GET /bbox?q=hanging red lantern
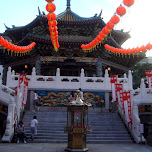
[95,38,99,44]
[116,6,126,16]
[123,0,134,7]
[47,12,56,20]
[140,45,146,52]
[102,27,110,35]
[50,12,56,20]
[48,20,57,27]
[106,21,114,29]
[97,35,103,41]
[45,0,54,2]
[99,32,106,38]
[110,15,120,24]
[46,3,56,12]
[0,36,4,44]
[146,43,152,50]
[49,26,57,32]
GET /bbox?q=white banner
[124,100,131,123]
[112,83,116,102]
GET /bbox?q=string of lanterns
[45,0,60,52]
[81,0,134,52]
[0,36,36,56]
[104,43,152,55]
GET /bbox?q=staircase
[22,107,133,143]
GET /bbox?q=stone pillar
[29,90,34,111]
[105,92,109,110]
[35,57,41,75]
[2,66,7,85]
[96,57,102,77]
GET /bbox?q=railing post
[140,78,146,104]
[128,70,133,91]
[2,96,15,142]
[56,68,60,88]
[80,68,85,89]
[31,67,36,87]
[6,67,12,86]
[123,73,128,91]
[104,69,110,90]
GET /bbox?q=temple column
[35,57,41,75]
[2,66,8,85]
[105,92,110,110]
[96,57,102,77]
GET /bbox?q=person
[33,91,39,111]
[70,91,75,102]
[79,88,84,101]
[17,121,27,143]
[29,116,38,140]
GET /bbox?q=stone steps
[21,107,132,143]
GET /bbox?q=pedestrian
[70,91,75,102]
[33,91,39,111]
[17,121,27,143]
[29,116,38,140]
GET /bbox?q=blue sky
[0,0,152,56]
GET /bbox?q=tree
[132,63,152,89]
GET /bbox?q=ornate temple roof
[0,0,144,70]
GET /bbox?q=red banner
[123,91,132,124]
[110,76,117,83]
[115,83,123,108]
[145,71,152,88]
[18,74,26,88]
[22,77,28,106]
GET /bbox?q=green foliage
[132,63,152,89]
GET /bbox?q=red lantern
[45,0,54,2]
[106,21,114,29]
[49,26,57,32]
[102,27,110,35]
[81,45,85,49]
[50,12,56,20]
[116,6,126,16]
[110,15,120,24]
[47,12,56,20]
[140,45,146,52]
[46,3,56,12]
[99,32,106,38]
[123,0,134,7]
[146,43,152,50]
[95,38,99,44]
[0,36,4,44]
[48,20,57,26]
[97,35,103,41]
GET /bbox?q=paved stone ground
[0,143,152,152]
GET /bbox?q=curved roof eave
[4,15,41,33]
[57,9,101,21]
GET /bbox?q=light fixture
[25,65,28,69]
[107,67,111,71]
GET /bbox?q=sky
[0,0,152,56]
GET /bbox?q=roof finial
[66,0,71,10]
[99,9,102,17]
[38,7,42,16]
[4,23,9,30]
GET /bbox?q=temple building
[0,0,144,84]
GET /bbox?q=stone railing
[118,100,146,144]
[118,78,150,144]
[0,84,15,105]
[1,83,25,143]
[133,78,152,105]
[6,67,133,91]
